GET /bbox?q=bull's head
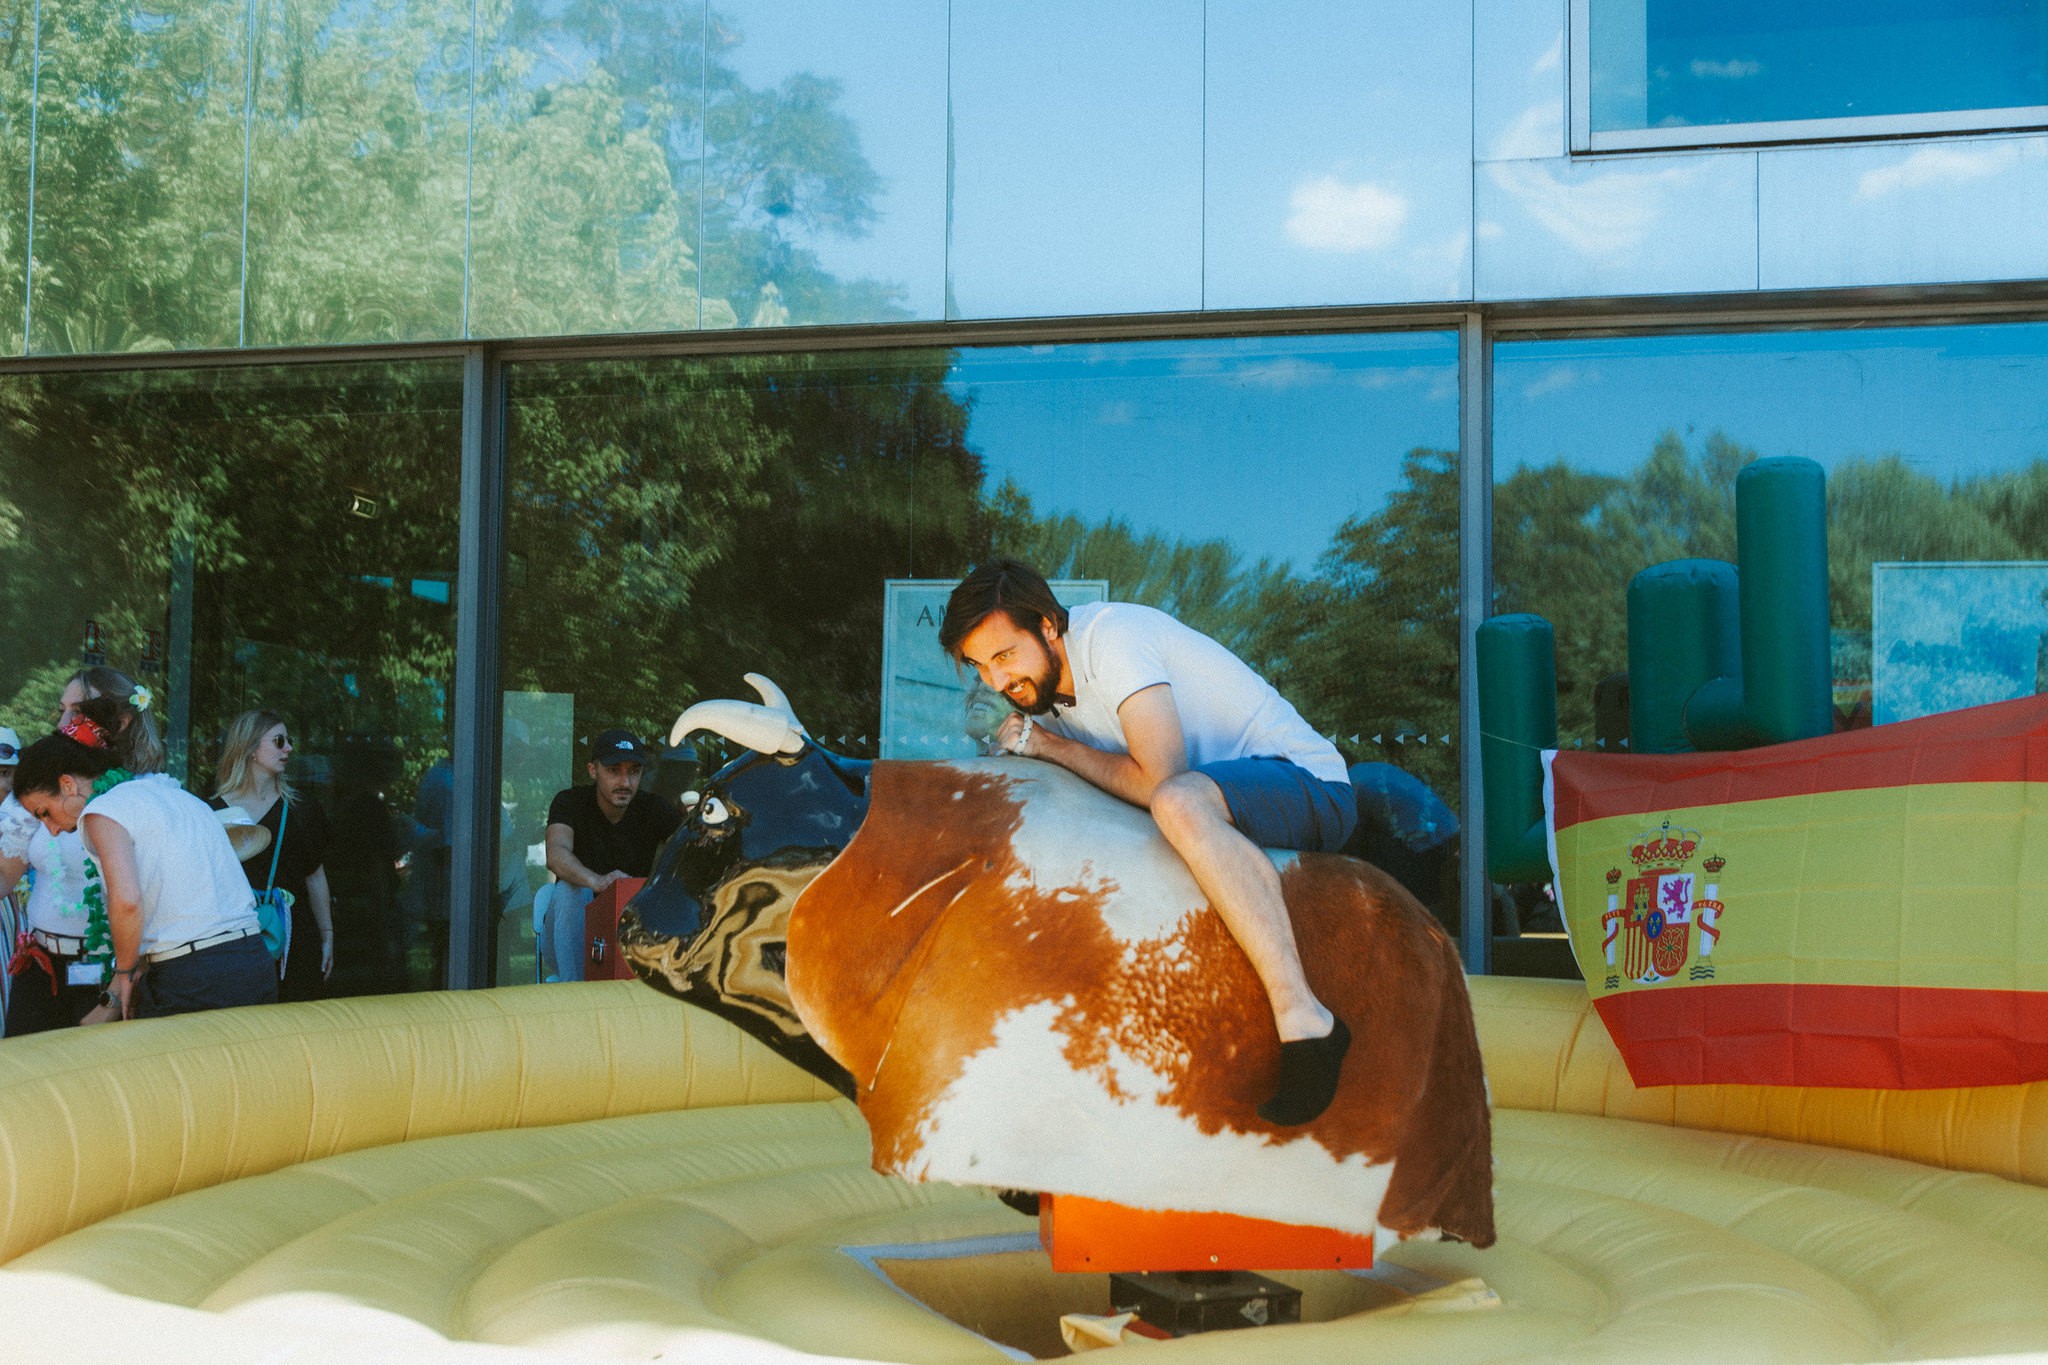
[619,674,868,1096]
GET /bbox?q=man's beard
[1006,648,1065,716]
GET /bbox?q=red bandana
[60,715,107,749]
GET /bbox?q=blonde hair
[214,709,296,803]
[71,666,165,775]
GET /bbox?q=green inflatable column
[1476,614,1556,884]
[1687,456,1832,749]
[1627,559,1740,754]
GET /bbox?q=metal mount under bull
[617,673,1495,1336]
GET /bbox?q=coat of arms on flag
[1599,824,1726,988]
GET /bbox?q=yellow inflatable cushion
[5,977,2048,1362]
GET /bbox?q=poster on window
[880,579,1108,760]
[1871,561,2048,725]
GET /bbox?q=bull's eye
[699,796,730,826]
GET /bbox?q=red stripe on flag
[1592,983,2048,1089]
[1551,693,2048,829]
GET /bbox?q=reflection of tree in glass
[1495,428,2048,745]
[25,0,900,351]
[502,350,980,758]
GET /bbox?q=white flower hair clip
[130,685,153,713]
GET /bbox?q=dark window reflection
[498,333,1462,982]
[0,361,462,995]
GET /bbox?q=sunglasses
[0,746,17,762]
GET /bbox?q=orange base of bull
[1038,1193,1374,1273]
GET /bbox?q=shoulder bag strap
[265,799,288,894]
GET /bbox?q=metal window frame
[1567,0,2048,155]
[11,285,2048,979]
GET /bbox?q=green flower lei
[75,767,135,978]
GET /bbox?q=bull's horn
[670,698,805,755]
[743,673,808,735]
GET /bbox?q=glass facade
[491,332,1463,982]
[0,360,464,995]
[1487,320,2048,974]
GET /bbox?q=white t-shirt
[1039,601,1348,785]
[83,775,258,952]
[1,795,91,938]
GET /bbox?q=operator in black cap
[539,729,683,983]
[544,729,682,897]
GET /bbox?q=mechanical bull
[619,674,1495,1250]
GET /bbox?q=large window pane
[1490,321,2048,972]
[1590,0,2048,137]
[468,0,702,338]
[1205,0,1472,309]
[244,0,468,346]
[0,360,463,996]
[947,0,1203,319]
[700,0,946,328]
[27,0,248,354]
[496,332,1461,984]
[0,0,29,355]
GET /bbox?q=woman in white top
[2,668,171,1033]
[14,699,272,1021]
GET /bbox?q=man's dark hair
[939,557,1070,661]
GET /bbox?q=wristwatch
[96,988,116,1009]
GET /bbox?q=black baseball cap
[589,729,654,768]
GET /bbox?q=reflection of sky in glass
[950,333,1460,573]
[715,0,946,318]
[1600,0,2048,130]
[1496,324,2048,479]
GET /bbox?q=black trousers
[134,933,279,1018]
[4,948,102,1037]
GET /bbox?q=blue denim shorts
[1198,757,1358,853]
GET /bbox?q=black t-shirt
[208,793,331,907]
[546,786,681,879]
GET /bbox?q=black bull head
[620,709,870,1098]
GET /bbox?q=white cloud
[1231,357,1336,390]
[1690,58,1760,79]
[1487,158,1712,258]
[1856,142,2030,200]
[1096,400,1135,426]
[1285,176,1410,253]
[1520,364,1586,400]
[1534,33,1563,75]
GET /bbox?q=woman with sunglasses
[13,698,273,1021]
[211,710,334,1001]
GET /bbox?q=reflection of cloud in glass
[1520,363,1587,400]
[1097,400,1136,425]
[1232,357,1337,390]
[1488,104,1563,162]
[1487,158,1717,258]
[1690,58,1761,80]
[1284,176,1409,252]
[1534,32,1562,75]
[1856,141,2037,200]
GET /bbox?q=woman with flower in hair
[211,710,334,1001]
[13,697,273,1021]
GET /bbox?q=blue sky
[947,332,1460,575]
[1495,323,2048,484]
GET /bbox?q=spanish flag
[1544,694,2048,1090]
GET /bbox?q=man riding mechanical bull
[616,560,1494,1249]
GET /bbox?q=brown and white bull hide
[785,758,1496,1249]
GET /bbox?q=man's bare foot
[1257,1017,1351,1126]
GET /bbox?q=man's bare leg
[1150,771,1350,1124]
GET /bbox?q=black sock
[1257,1017,1351,1127]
